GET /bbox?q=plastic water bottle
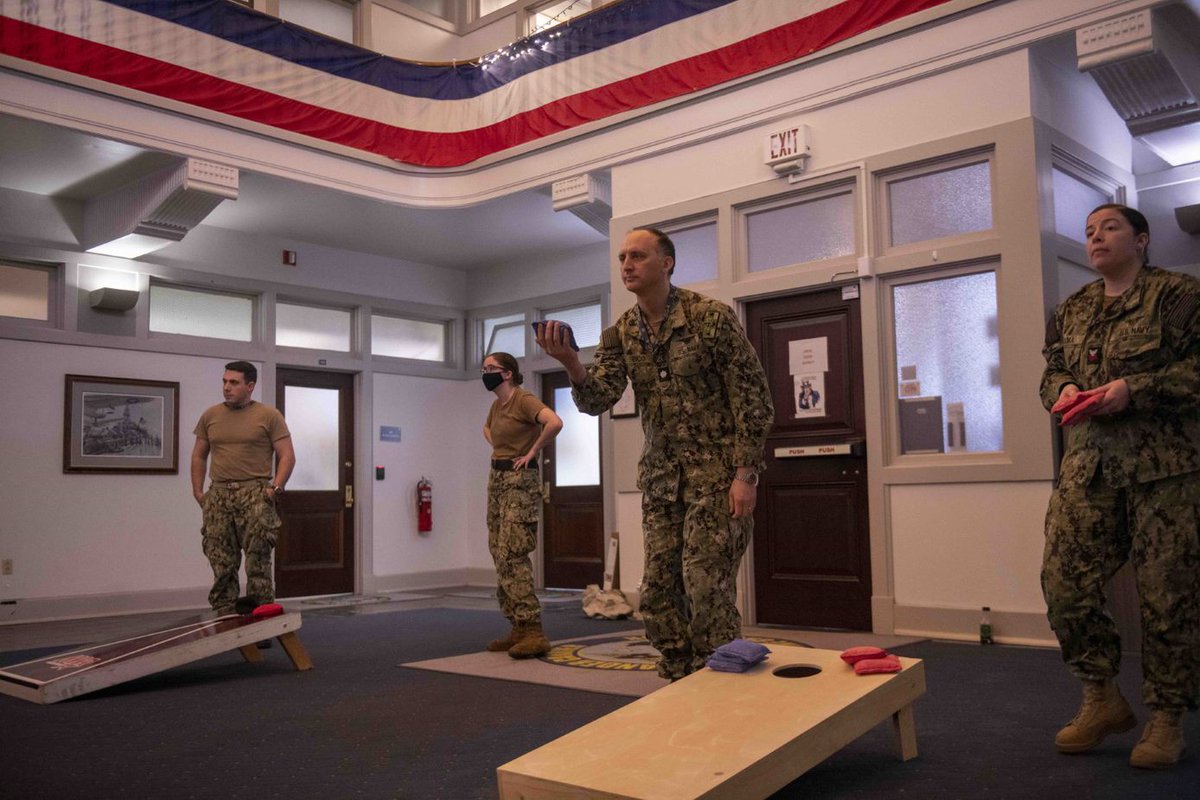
[980,606,994,645]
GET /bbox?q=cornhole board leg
[277,631,313,671]
[238,631,311,671]
[892,703,918,761]
[0,612,305,704]
[497,644,925,800]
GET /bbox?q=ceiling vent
[82,158,239,258]
[1077,6,1200,165]
[551,173,612,236]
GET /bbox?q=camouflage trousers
[487,468,542,627]
[641,485,753,680]
[201,480,280,612]
[1042,470,1200,710]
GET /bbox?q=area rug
[401,627,924,697]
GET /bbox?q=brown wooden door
[746,286,871,629]
[274,369,355,597]
[540,370,605,588]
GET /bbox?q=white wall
[890,482,1052,614]
[466,241,609,308]
[0,339,231,610]
[611,52,1034,215]
[371,4,514,62]
[370,373,494,579]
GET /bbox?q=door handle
[344,484,354,508]
[542,482,550,502]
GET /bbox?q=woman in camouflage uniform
[1041,204,1200,769]
[481,352,563,659]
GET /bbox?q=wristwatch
[270,484,284,494]
[734,471,759,487]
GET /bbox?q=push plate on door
[775,443,853,458]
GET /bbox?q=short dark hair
[484,352,523,385]
[1089,203,1150,265]
[633,227,676,275]
[225,360,257,384]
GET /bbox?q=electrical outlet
[1,559,11,575]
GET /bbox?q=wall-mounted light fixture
[88,287,141,311]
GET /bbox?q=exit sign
[764,123,811,176]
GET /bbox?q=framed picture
[64,375,180,473]
[610,379,637,419]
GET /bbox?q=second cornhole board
[497,644,924,800]
[0,611,309,704]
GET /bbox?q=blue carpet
[1,609,1196,799]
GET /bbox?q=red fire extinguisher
[417,477,432,533]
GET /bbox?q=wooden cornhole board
[497,644,924,800]
[0,611,310,704]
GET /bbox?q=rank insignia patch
[1087,347,1100,364]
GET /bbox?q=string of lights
[476,0,601,70]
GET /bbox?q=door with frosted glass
[746,288,871,629]
[540,371,604,589]
[275,369,355,597]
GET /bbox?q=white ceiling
[0,113,606,270]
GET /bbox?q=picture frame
[610,379,637,419]
[64,375,180,473]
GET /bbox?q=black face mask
[482,372,505,391]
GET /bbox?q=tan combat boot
[1129,709,1185,769]
[486,626,521,652]
[507,623,551,659]
[1055,679,1136,753]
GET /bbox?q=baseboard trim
[0,586,210,627]
[369,567,496,595]
[892,603,1057,647]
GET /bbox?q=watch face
[740,472,759,486]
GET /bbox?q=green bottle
[980,606,994,645]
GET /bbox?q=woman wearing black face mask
[480,351,563,658]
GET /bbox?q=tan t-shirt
[194,401,290,481]
[485,387,547,460]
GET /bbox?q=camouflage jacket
[572,287,774,502]
[1041,266,1200,487]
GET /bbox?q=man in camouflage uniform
[1041,204,1200,769]
[537,228,774,680]
[191,361,295,614]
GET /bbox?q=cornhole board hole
[497,644,924,800]
[0,611,310,704]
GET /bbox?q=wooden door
[274,369,355,597]
[746,286,872,629]
[540,371,605,589]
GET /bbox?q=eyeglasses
[480,366,506,374]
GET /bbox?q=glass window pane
[554,386,599,486]
[531,0,593,33]
[479,0,512,15]
[892,271,1001,453]
[372,314,446,361]
[889,161,992,246]
[0,263,50,321]
[488,322,525,357]
[747,191,855,272]
[542,303,601,349]
[150,286,253,342]
[276,303,352,352]
[283,386,339,491]
[279,0,354,43]
[1053,168,1111,243]
[669,222,718,286]
[484,313,524,357]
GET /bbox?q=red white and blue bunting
[0,0,955,167]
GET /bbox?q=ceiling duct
[1077,6,1200,165]
[551,173,612,236]
[82,158,239,257]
